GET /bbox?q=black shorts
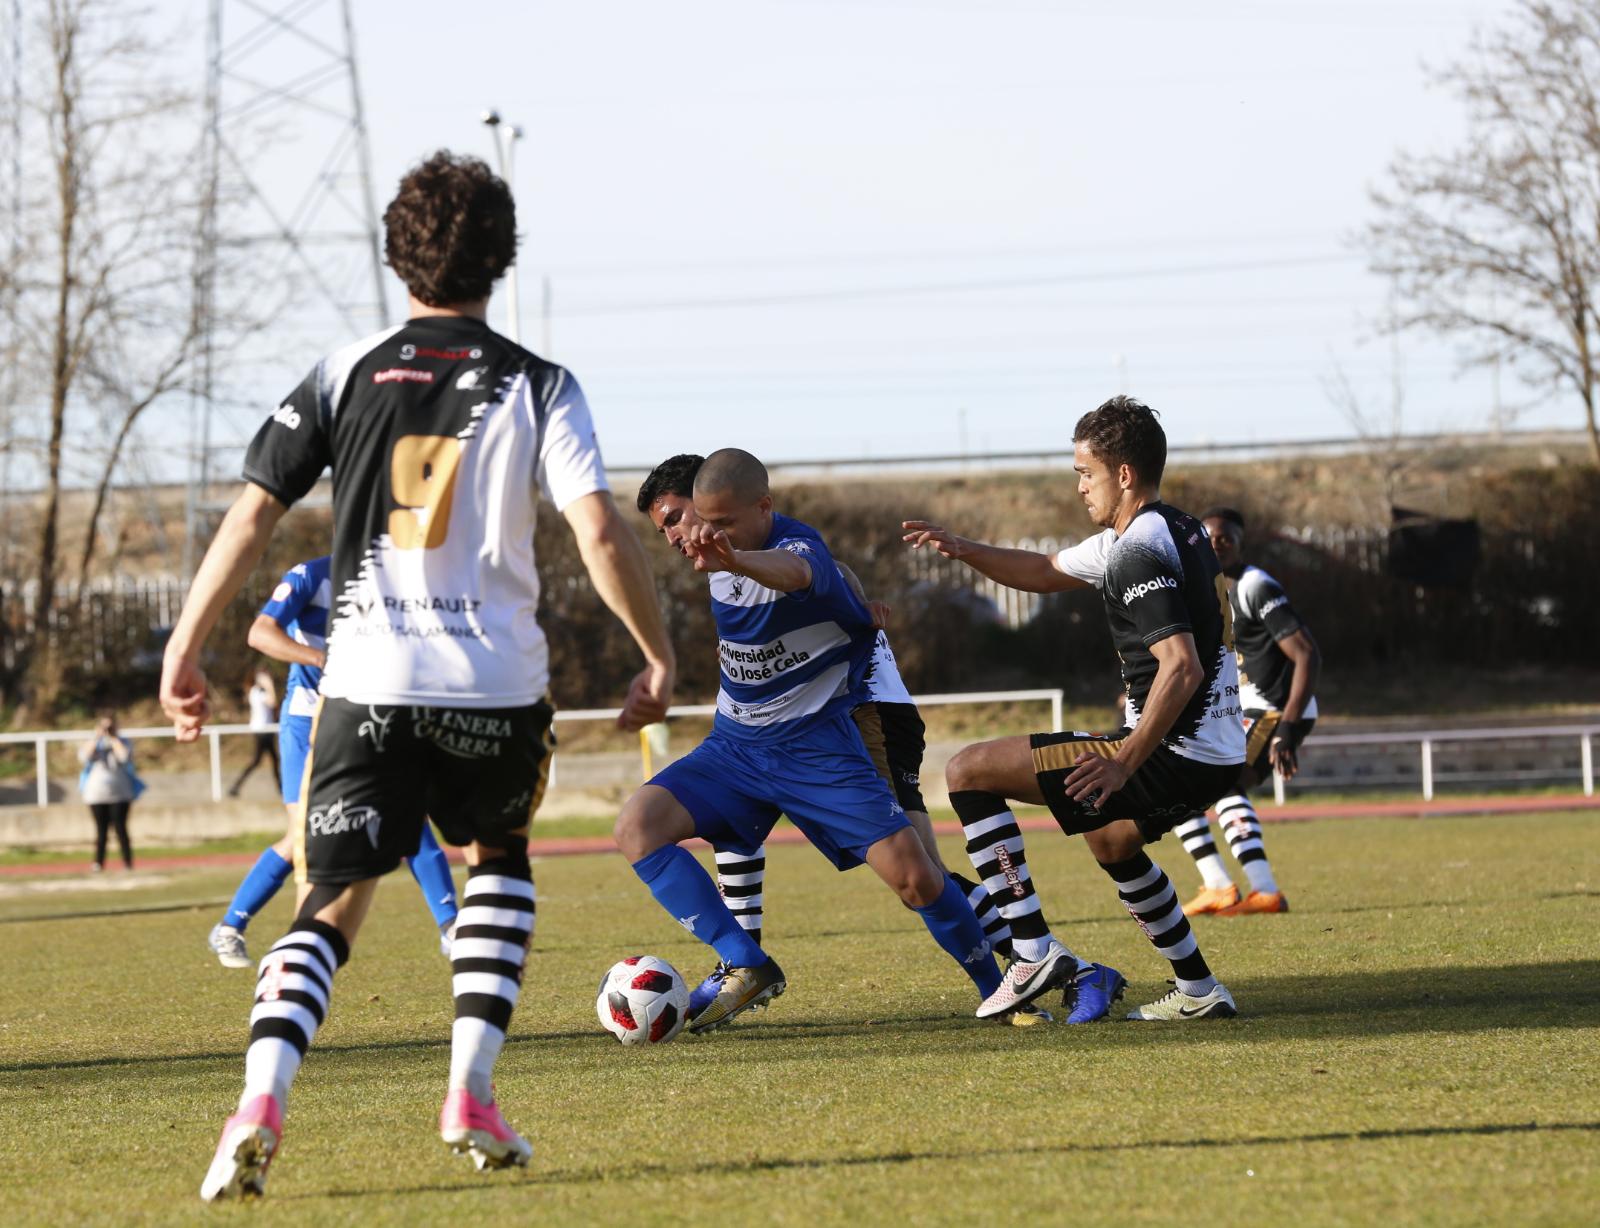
[295,697,556,885]
[1243,709,1316,779]
[1029,729,1241,844]
[851,700,928,814]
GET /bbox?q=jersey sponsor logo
[372,367,434,385]
[271,403,302,430]
[381,594,483,615]
[412,708,512,759]
[308,798,383,848]
[1122,576,1179,603]
[455,365,490,391]
[779,540,814,556]
[357,706,394,753]
[1258,595,1289,616]
[398,343,482,361]
[271,581,292,603]
[719,635,814,683]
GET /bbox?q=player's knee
[470,844,531,881]
[1084,823,1143,865]
[944,745,984,793]
[294,881,352,925]
[614,792,672,862]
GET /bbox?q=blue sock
[406,823,459,929]
[916,874,1004,998]
[222,847,292,931]
[631,845,768,968]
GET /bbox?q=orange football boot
[1181,884,1240,916]
[1215,890,1289,916]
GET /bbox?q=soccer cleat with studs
[1062,961,1126,1023]
[440,1088,532,1171]
[975,941,1076,1019]
[208,923,252,969]
[199,1094,281,1202]
[1214,890,1289,916]
[1181,883,1241,916]
[687,957,786,1034]
[1126,981,1238,1021]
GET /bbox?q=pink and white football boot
[199,1093,282,1202]
[439,1087,532,1170]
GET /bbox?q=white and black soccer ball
[596,955,690,1046]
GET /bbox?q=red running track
[2,792,1594,879]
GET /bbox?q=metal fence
[0,689,1068,807]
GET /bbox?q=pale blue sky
[169,0,1535,475]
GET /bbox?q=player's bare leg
[440,830,536,1170]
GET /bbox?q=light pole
[481,109,523,344]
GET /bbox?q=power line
[545,252,1359,319]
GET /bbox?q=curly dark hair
[1073,395,1166,487]
[383,151,516,307]
[634,453,705,515]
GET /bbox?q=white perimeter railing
[5,700,1596,808]
[0,689,1068,808]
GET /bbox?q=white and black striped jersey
[861,631,914,705]
[241,315,609,708]
[1231,565,1317,717]
[1055,503,1244,766]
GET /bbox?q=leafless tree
[2,0,215,713]
[1366,0,1600,465]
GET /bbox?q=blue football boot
[1063,961,1126,1023]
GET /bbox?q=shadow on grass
[289,1118,1600,1201]
[6,959,1597,1076]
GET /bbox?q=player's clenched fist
[160,654,212,743]
[901,520,974,561]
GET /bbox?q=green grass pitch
[1,810,1597,1226]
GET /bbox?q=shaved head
[693,448,769,504]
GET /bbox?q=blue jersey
[259,556,331,719]
[709,513,875,743]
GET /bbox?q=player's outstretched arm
[562,490,676,730]
[246,615,325,670]
[901,520,1088,593]
[684,522,813,592]
[160,483,288,741]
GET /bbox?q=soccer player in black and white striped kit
[1175,506,1322,916]
[160,152,674,1200]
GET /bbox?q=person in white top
[228,670,280,798]
[162,151,674,1200]
[78,711,137,871]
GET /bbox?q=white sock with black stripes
[449,860,536,1104]
[949,791,1080,967]
[714,846,766,949]
[1173,815,1235,890]
[1102,853,1217,996]
[1216,795,1280,895]
[241,918,349,1110]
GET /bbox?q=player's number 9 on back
[389,434,463,549]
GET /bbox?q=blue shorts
[650,710,909,870]
[279,715,313,805]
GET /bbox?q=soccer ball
[596,955,690,1045]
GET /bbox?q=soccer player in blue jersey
[207,556,460,968]
[614,448,1005,1032]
